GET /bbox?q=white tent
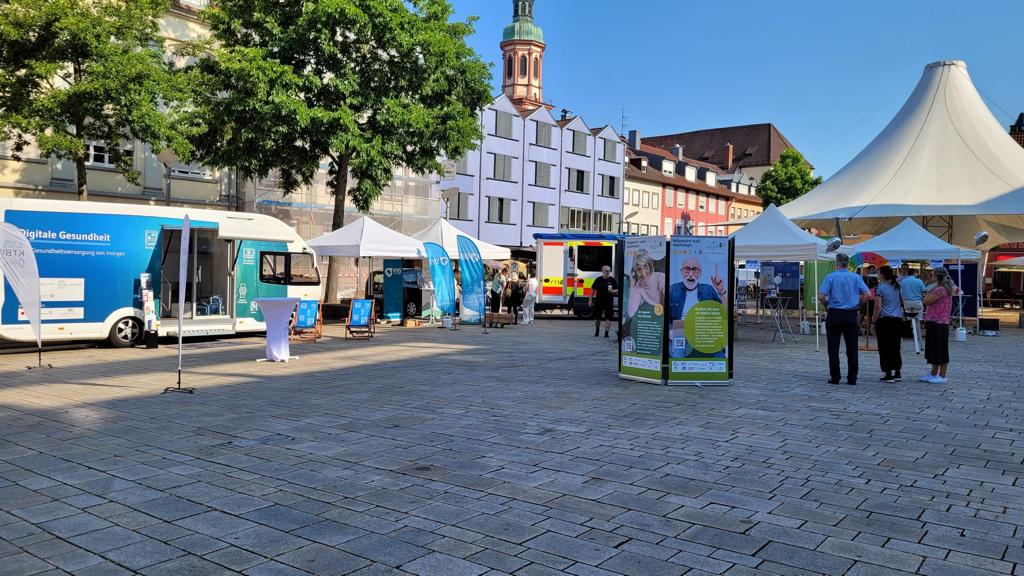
[840,218,981,261]
[308,216,425,258]
[412,219,511,260]
[782,60,1024,250]
[731,204,830,261]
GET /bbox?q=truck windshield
[260,251,321,285]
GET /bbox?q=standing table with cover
[254,297,301,361]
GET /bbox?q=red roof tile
[643,123,807,172]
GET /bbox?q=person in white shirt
[523,271,538,324]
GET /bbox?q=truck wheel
[109,317,142,348]
[574,301,594,319]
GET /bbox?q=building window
[697,223,706,236]
[506,55,513,79]
[652,192,659,207]
[571,130,587,155]
[445,190,471,220]
[488,197,513,224]
[560,207,591,231]
[534,56,540,78]
[698,193,707,212]
[707,195,716,214]
[665,189,673,208]
[717,198,726,216]
[717,225,726,236]
[664,218,673,234]
[533,161,552,188]
[495,110,515,139]
[519,54,527,77]
[531,202,551,227]
[678,191,687,209]
[641,191,650,208]
[730,207,736,219]
[685,166,697,182]
[170,162,214,179]
[599,175,618,198]
[652,224,659,235]
[594,211,620,233]
[566,168,589,193]
[492,153,514,182]
[535,122,553,147]
[456,154,471,175]
[632,189,640,205]
[602,139,617,162]
[662,161,674,176]
[86,142,131,168]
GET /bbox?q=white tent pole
[957,248,963,329]
[814,260,820,352]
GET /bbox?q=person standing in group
[900,267,925,319]
[490,266,507,314]
[522,271,538,324]
[589,265,618,338]
[507,274,525,324]
[873,266,904,382]
[818,253,871,385]
[921,267,955,384]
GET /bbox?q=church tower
[501,0,546,111]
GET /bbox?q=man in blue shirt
[899,267,925,318]
[819,253,870,385]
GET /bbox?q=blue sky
[448,0,1024,178]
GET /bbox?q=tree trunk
[74,152,88,201]
[324,154,351,304]
[234,168,248,212]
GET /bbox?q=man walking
[818,253,870,385]
[589,265,618,338]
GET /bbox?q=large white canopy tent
[730,204,834,350]
[781,60,1024,251]
[840,218,981,261]
[412,218,511,260]
[307,216,425,258]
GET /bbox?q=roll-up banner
[619,236,667,383]
[382,259,404,322]
[667,235,733,384]
[456,236,485,324]
[423,242,455,315]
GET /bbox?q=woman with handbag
[872,266,903,382]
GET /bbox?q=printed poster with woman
[667,236,732,383]
[619,236,667,383]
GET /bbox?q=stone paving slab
[1,319,1023,575]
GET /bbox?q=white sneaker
[929,376,948,384]
[919,374,935,382]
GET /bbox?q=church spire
[501,0,546,110]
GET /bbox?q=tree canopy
[187,0,492,214]
[0,0,196,200]
[757,148,823,208]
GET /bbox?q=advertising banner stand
[164,215,195,394]
[0,222,49,369]
[618,236,734,386]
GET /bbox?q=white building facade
[440,0,623,250]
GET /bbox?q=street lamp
[156,148,179,207]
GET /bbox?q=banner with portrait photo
[667,236,733,384]
[618,236,667,383]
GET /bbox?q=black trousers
[875,316,903,375]
[826,308,859,382]
[490,293,502,313]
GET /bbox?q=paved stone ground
[1,316,1023,576]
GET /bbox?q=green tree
[0,0,196,201]
[187,0,492,301]
[757,148,823,208]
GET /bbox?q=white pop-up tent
[308,216,425,258]
[731,204,829,261]
[781,60,1024,250]
[840,218,981,261]
[730,204,834,351]
[412,219,511,260]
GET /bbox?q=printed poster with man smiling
[667,236,733,384]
